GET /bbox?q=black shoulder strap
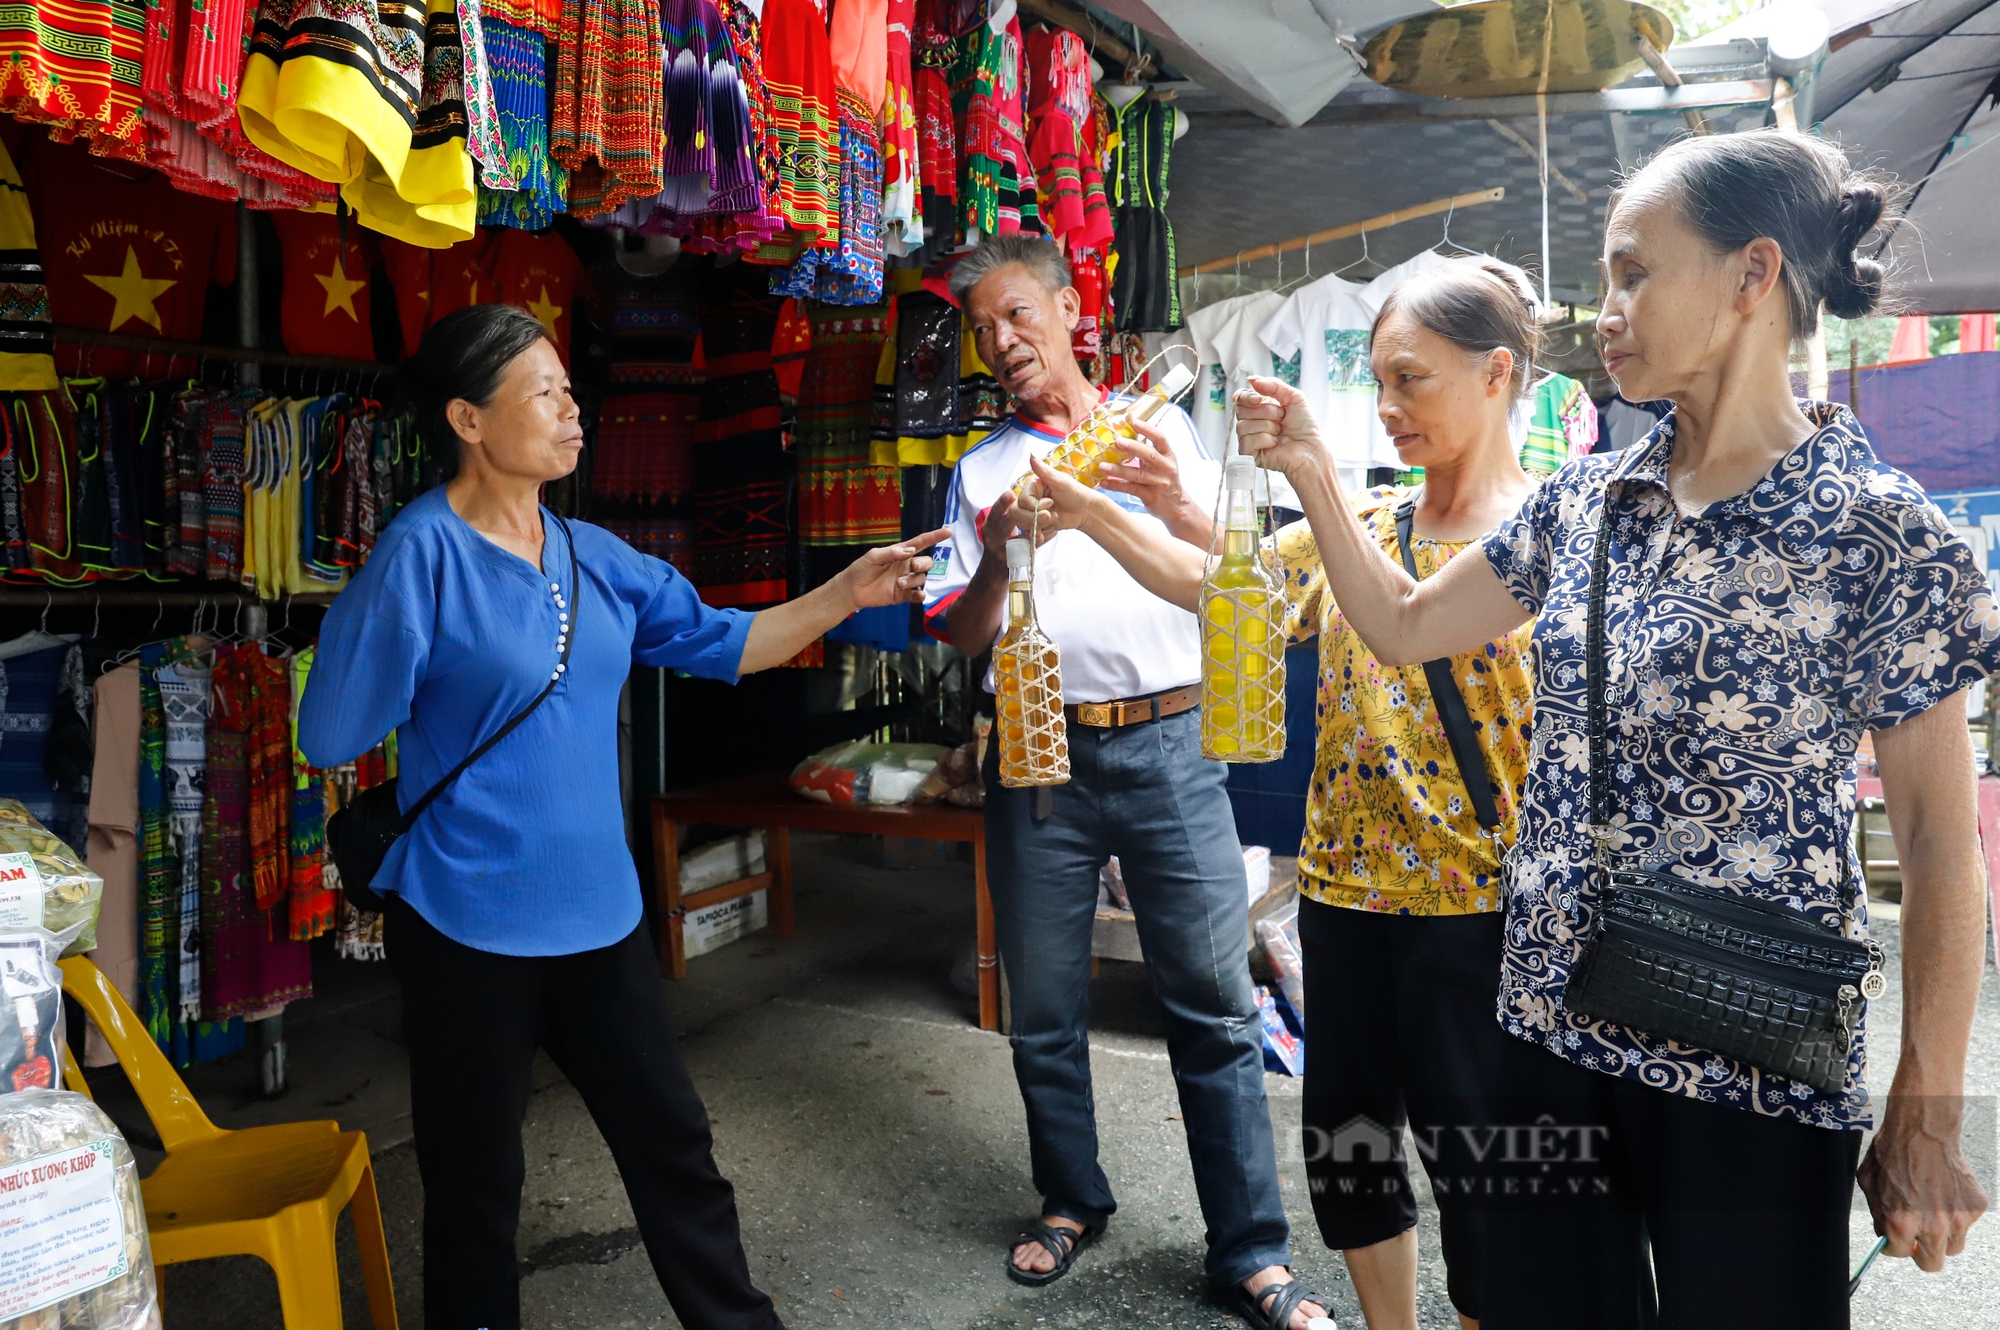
[1585,491,1616,833]
[1394,495,1501,829]
[401,513,580,828]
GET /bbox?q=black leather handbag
[1561,493,1884,1094]
[326,515,578,913]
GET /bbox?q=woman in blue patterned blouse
[1234,130,1991,1325]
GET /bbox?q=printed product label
[0,1140,129,1317]
[0,853,43,930]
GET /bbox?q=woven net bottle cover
[995,534,1071,788]
[1200,454,1287,762]
[1010,361,1198,502]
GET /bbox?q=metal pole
[237,204,259,391]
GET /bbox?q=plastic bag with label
[0,1088,162,1328]
[0,799,104,957]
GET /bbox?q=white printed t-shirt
[922,397,1221,703]
[1258,249,1472,474]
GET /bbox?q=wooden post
[767,826,795,939]
[974,825,999,1032]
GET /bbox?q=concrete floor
[81,833,2000,1329]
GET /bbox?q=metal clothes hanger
[1334,225,1385,278]
[1271,235,1315,296]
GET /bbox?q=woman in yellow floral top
[1027,260,1544,1330]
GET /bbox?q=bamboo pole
[1176,187,1506,277]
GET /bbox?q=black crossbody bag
[1562,493,1885,1093]
[1393,495,1501,829]
[326,514,579,913]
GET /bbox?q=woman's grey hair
[946,234,1073,304]
[1615,128,1891,341]
[399,303,553,480]
[1372,260,1545,400]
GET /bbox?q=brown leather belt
[1065,684,1199,728]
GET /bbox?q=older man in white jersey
[922,234,1329,1330]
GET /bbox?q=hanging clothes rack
[1177,187,1506,277]
[52,325,392,379]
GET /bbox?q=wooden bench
[649,772,998,1030]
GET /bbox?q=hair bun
[1824,179,1889,319]
[1824,255,1885,320]
[1835,179,1887,250]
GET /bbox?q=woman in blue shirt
[1234,131,1992,1324]
[301,304,943,1330]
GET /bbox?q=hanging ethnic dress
[1109,94,1180,332]
[952,12,1034,241]
[0,137,56,391]
[772,0,885,303]
[796,301,896,588]
[476,19,568,229]
[0,0,147,163]
[137,643,171,1047]
[680,0,785,254]
[880,0,920,255]
[288,648,334,939]
[551,0,665,218]
[239,0,426,216]
[156,654,211,1023]
[692,260,789,607]
[910,0,958,257]
[756,0,840,258]
[204,645,312,1023]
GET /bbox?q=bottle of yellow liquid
[1201,456,1287,762]
[994,537,1070,788]
[1013,362,1198,502]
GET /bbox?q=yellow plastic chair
[59,956,400,1329]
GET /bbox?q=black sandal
[1004,1218,1100,1287]
[1212,1273,1331,1329]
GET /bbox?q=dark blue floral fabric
[1482,401,2000,1129]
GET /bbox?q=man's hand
[837,528,950,610]
[1859,1094,1988,1272]
[1236,375,1335,484]
[1100,417,1199,528]
[1025,454,1107,536]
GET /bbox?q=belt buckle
[1078,703,1111,727]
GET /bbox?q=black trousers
[1473,1026,1864,1330]
[387,896,783,1330]
[1298,901,1515,1319]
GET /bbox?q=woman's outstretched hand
[839,528,951,610]
[1236,375,1334,483]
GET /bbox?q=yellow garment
[244,397,318,598]
[239,0,475,248]
[1269,491,1536,915]
[0,137,57,390]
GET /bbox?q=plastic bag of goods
[0,1088,162,1328]
[0,800,103,957]
[1256,985,1304,1076]
[1256,910,1305,1027]
[0,927,66,1095]
[790,742,947,805]
[914,740,982,805]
